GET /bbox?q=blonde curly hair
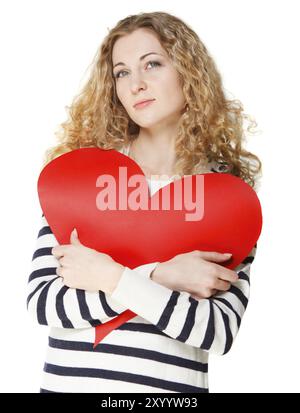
[43,11,262,190]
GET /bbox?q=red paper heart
[37,148,262,348]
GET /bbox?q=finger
[199,251,232,262]
[58,257,66,266]
[52,245,69,258]
[214,279,231,292]
[56,265,62,277]
[218,267,239,283]
[70,228,82,245]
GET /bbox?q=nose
[130,74,147,94]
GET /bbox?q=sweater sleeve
[26,213,159,329]
[111,244,257,355]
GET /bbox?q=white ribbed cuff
[110,266,173,324]
[133,262,159,279]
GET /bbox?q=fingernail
[73,228,77,236]
[224,253,232,257]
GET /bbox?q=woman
[27,11,261,393]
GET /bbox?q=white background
[0,0,299,393]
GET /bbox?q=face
[112,28,186,129]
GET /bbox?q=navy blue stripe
[201,300,215,350]
[49,337,208,372]
[29,267,57,283]
[40,388,61,393]
[36,278,58,325]
[118,322,169,337]
[76,289,101,327]
[156,291,180,330]
[238,270,250,284]
[213,302,233,355]
[43,363,208,393]
[56,285,74,328]
[213,297,241,328]
[242,256,254,264]
[32,247,53,261]
[228,285,248,309]
[176,298,198,342]
[98,290,121,317]
[38,225,52,237]
[27,281,48,308]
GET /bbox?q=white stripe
[44,345,208,389]
[49,323,209,361]
[40,371,177,393]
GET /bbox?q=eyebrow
[113,52,163,69]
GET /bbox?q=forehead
[112,28,165,62]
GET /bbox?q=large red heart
[37,148,262,348]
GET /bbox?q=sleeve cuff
[110,266,174,324]
[133,262,159,279]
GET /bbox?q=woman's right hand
[151,250,239,299]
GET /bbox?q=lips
[134,99,155,108]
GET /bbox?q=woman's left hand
[51,228,125,294]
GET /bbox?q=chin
[133,119,160,128]
[135,115,172,129]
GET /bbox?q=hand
[152,250,238,299]
[51,228,125,293]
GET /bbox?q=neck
[128,134,177,178]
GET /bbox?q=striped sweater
[26,146,257,393]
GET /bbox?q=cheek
[161,77,185,104]
[114,82,122,99]
[116,86,130,108]
[159,71,182,94]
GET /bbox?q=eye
[114,60,161,79]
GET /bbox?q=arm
[111,244,257,355]
[26,213,159,329]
